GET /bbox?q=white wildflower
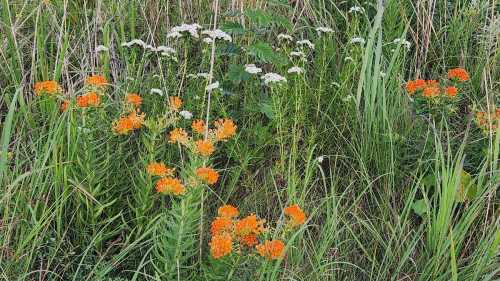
[290,51,306,57]
[344,56,354,62]
[287,66,304,74]
[277,34,293,41]
[95,45,109,53]
[380,71,386,78]
[168,23,203,39]
[206,81,220,92]
[342,95,354,102]
[179,110,193,119]
[350,37,366,44]
[296,39,315,49]
[244,64,262,74]
[202,37,213,44]
[261,73,287,85]
[202,29,232,42]
[349,6,365,14]
[197,73,211,79]
[316,27,334,34]
[316,155,325,163]
[156,46,176,54]
[393,38,411,49]
[121,39,147,48]
[150,88,164,96]
[166,31,183,39]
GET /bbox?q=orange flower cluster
[448,68,469,82]
[85,75,108,87]
[112,111,145,134]
[76,92,101,108]
[405,79,427,95]
[196,167,219,185]
[283,204,306,227]
[169,96,183,111]
[256,240,285,260]
[126,93,142,107]
[146,162,174,177]
[209,205,267,259]
[195,140,215,157]
[214,119,237,141]
[169,128,189,144]
[475,108,500,132]
[60,100,69,112]
[192,120,206,134]
[34,80,61,96]
[155,177,185,195]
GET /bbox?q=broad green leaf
[226,64,251,85]
[412,199,428,217]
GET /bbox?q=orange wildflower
[34,80,61,96]
[210,234,233,259]
[211,217,233,236]
[284,204,306,227]
[126,93,142,107]
[112,116,134,135]
[234,214,265,237]
[196,167,219,185]
[195,140,215,157]
[256,240,285,260]
[192,119,206,134]
[60,100,69,112]
[426,80,439,87]
[168,128,189,144]
[239,234,258,247]
[128,111,145,129]
[423,87,440,98]
[445,86,458,98]
[155,177,185,195]
[85,75,108,87]
[218,204,239,219]
[405,79,426,94]
[214,119,237,141]
[146,162,173,177]
[447,68,469,82]
[76,92,101,107]
[169,96,182,111]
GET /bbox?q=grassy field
[0,0,499,280]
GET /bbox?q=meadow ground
[0,0,499,280]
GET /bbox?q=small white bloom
[277,34,293,41]
[155,46,176,54]
[296,39,315,49]
[350,37,366,44]
[380,71,386,78]
[393,38,411,49]
[287,66,304,74]
[95,45,109,53]
[316,155,325,163]
[244,64,262,74]
[167,31,183,39]
[197,73,211,79]
[349,6,365,13]
[206,81,220,92]
[342,95,354,102]
[202,37,213,44]
[202,29,232,42]
[121,39,147,48]
[316,27,334,34]
[261,73,287,85]
[194,95,201,100]
[150,88,164,96]
[344,56,354,62]
[179,110,193,119]
[169,23,202,39]
[290,51,306,57]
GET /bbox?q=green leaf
[259,102,274,120]
[456,170,478,202]
[226,64,250,85]
[247,42,289,66]
[221,21,246,35]
[412,199,428,217]
[216,42,242,57]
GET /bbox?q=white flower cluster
[244,64,262,74]
[349,6,365,14]
[316,27,334,34]
[393,38,411,49]
[290,51,306,57]
[206,81,220,92]
[287,66,304,74]
[95,45,109,53]
[167,23,203,39]
[261,73,287,85]
[179,110,193,119]
[277,34,293,41]
[150,88,164,96]
[350,37,366,45]
[121,39,176,56]
[202,29,232,42]
[296,39,315,49]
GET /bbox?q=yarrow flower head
[350,37,366,45]
[284,204,306,227]
[126,93,142,107]
[447,68,469,82]
[244,64,262,74]
[146,162,173,177]
[76,92,101,108]
[34,80,61,96]
[155,177,185,195]
[206,81,220,92]
[150,88,164,96]
[296,39,315,49]
[179,110,193,120]
[95,45,109,53]
[287,66,305,74]
[167,23,203,39]
[121,39,147,48]
[261,73,287,85]
[256,240,285,260]
[277,34,293,41]
[196,167,219,185]
[316,27,334,34]
[202,29,232,42]
[393,38,411,49]
[349,5,365,14]
[214,118,237,141]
